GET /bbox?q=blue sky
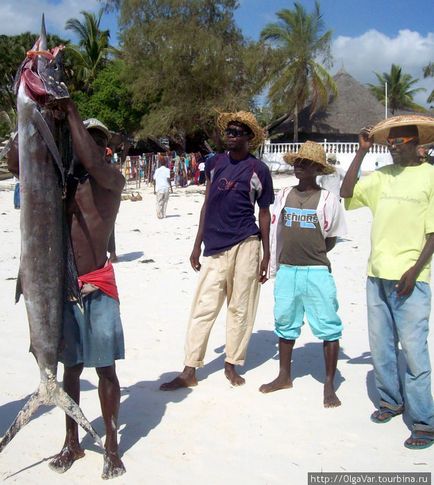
[1,0,433,106]
[234,0,434,40]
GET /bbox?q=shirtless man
[7,101,126,478]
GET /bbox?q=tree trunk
[293,102,299,143]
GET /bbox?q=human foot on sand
[259,374,293,393]
[404,430,434,450]
[370,407,403,424]
[102,450,126,480]
[49,445,85,473]
[224,362,245,386]
[159,367,198,391]
[323,382,341,408]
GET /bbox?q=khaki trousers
[184,236,261,367]
[156,189,169,218]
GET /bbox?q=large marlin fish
[0,17,102,453]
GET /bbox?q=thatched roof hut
[268,70,415,142]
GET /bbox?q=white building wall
[260,139,392,173]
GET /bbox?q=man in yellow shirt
[341,115,434,450]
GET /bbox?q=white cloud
[0,0,100,37]
[332,29,434,107]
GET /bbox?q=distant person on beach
[160,111,274,390]
[153,158,173,219]
[317,153,345,198]
[198,159,206,185]
[13,179,20,209]
[260,141,346,407]
[341,115,434,450]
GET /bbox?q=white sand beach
[0,174,433,484]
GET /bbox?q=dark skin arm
[340,127,372,198]
[5,133,19,178]
[60,99,124,193]
[190,176,211,271]
[396,233,434,297]
[258,207,271,284]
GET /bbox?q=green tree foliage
[65,8,116,92]
[72,60,144,133]
[423,62,434,104]
[0,32,69,133]
[260,1,336,141]
[368,64,426,114]
[118,0,266,141]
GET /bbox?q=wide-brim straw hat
[370,114,434,145]
[83,118,110,141]
[283,141,335,174]
[217,111,265,149]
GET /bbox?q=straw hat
[370,114,434,145]
[217,111,265,149]
[283,141,335,174]
[83,118,110,140]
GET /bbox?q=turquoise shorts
[274,265,342,341]
[60,290,125,368]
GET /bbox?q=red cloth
[78,261,119,302]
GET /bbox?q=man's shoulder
[205,152,227,169]
[249,154,270,171]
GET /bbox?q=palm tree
[260,1,336,142]
[65,9,115,91]
[368,64,426,114]
[423,62,433,104]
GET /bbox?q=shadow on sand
[0,379,97,478]
[161,330,350,395]
[348,349,413,430]
[81,373,192,456]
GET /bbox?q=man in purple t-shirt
[161,111,274,389]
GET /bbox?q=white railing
[260,139,392,173]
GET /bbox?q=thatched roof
[269,70,417,142]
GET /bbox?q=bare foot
[324,383,341,408]
[224,363,245,386]
[259,374,293,393]
[49,445,85,474]
[160,368,198,391]
[102,451,126,480]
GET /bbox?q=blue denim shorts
[274,265,342,341]
[60,290,125,368]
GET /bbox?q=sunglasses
[224,128,249,138]
[386,136,417,146]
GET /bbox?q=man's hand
[190,245,202,271]
[396,267,417,297]
[47,97,73,115]
[258,256,269,284]
[359,126,374,152]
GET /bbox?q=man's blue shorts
[274,265,342,341]
[60,290,125,368]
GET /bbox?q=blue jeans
[367,277,434,432]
